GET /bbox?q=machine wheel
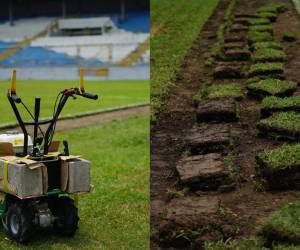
[53,197,79,236]
[5,203,34,243]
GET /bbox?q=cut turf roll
[247,79,296,99]
[250,41,283,51]
[196,98,237,122]
[248,63,284,78]
[257,111,300,140]
[256,144,300,189]
[258,201,300,245]
[257,12,277,22]
[261,96,300,117]
[194,83,244,102]
[249,25,274,35]
[248,31,273,44]
[249,18,271,26]
[251,49,287,63]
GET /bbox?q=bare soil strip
[151,0,300,249]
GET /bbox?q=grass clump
[261,96,300,111]
[283,32,298,42]
[258,111,300,141]
[195,83,244,102]
[249,25,274,34]
[257,143,300,170]
[257,3,287,14]
[248,79,296,97]
[248,31,273,44]
[251,41,282,51]
[257,12,277,22]
[249,18,270,26]
[248,63,284,77]
[205,237,267,250]
[258,201,300,244]
[251,48,287,62]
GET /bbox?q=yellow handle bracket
[79,68,85,93]
[11,69,17,94]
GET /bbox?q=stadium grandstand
[0,0,149,80]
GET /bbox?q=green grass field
[151,0,219,120]
[0,80,149,126]
[0,116,149,250]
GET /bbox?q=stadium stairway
[0,20,57,63]
[119,35,150,66]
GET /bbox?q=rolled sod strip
[261,96,300,117]
[247,79,296,99]
[194,83,244,102]
[196,98,237,122]
[257,111,300,140]
[251,41,283,51]
[176,153,232,190]
[248,63,284,77]
[251,48,287,63]
[248,31,273,44]
[256,144,300,189]
[258,201,300,245]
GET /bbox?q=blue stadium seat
[0,42,104,67]
[113,11,149,33]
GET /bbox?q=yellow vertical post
[11,69,16,94]
[79,68,85,93]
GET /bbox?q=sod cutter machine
[0,69,98,243]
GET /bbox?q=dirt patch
[213,62,246,78]
[223,41,247,50]
[176,153,232,190]
[224,48,251,60]
[197,98,237,123]
[185,124,231,154]
[151,0,300,249]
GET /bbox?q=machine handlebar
[80,92,98,100]
[63,88,98,100]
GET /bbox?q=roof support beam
[9,0,14,26]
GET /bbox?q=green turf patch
[246,74,284,85]
[248,63,284,78]
[251,41,282,51]
[151,0,220,121]
[258,201,300,245]
[194,83,244,103]
[257,12,277,22]
[257,111,300,140]
[257,3,287,14]
[256,143,300,189]
[247,79,296,98]
[283,32,298,42]
[249,25,274,35]
[257,143,300,170]
[251,48,287,63]
[0,80,149,126]
[205,237,268,250]
[248,31,273,44]
[249,18,271,26]
[261,96,300,117]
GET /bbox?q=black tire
[53,197,79,236]
[5,203,34,243]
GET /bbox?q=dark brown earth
[196,98,237,122]
[185,124,231,154]
[151,0,300,249]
